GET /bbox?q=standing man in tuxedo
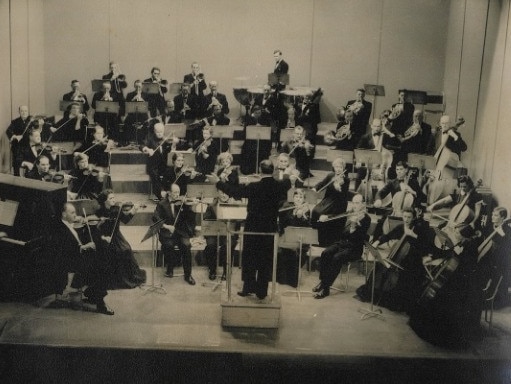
[346,88,372,143]
[273,49,289,76]
[102,61,127,102]
[144,67,168,118]
[63,80,90,114]
[6,105,32,176]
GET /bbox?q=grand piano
[0,174,67,301]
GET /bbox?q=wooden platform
[221,290,281,328]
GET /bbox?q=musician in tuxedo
[281,125,314,180]
[184,62,207,98]
[51,202,113,315]
[409,224,484,349]
[62,80,90,114]
[153,184,197,285]
[426,115,467,161]
[388,89,414,136]
[294,91,321,145]
[102,61,127,101]
[51,102,89,144]
[205,104,231,127]
[161,152,199,195]
[273,153,303,189]
[17,128,57,174]
[273,49,289,76]
[325,109,356,151]
[212,159,291,300]
[205,81,229,116]
[345,88,372,143]
[67,153,104,200]
[6,105,31,176]
[174,83,200,142]
[397,110,431,157]
[75,125,113,169]
[144,67,168,117]
[194,126,219,181]
[124,80,150,145]
[25,155,51,181]
[357,118,384,151]
[92,82,122,139]
[313,194,371,299]
[252,84,277,127]
[164,100,183,124]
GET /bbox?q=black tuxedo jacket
[153,199,195,239]
[346,99,372,137]
[183,73,207,96]
[205,92,229,115]
[274,60,289,75]
[173,93,199,120]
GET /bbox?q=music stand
[200,220,228,291]
[125,102,149,143]
[407,153,436,176]
[60,100,83,113]
[359,242,403,320]
[140,219,167,295]
[142,83,160,95]
[212,125,235,152]
[326,149,354,164]
[94,101,120,135]
[187,183,218,221]
[168,150,196,167]
[91,79,105,93]
[245,126,271,174]
[364,84,385,120]
[268,73,290,86]
[281,227,318,301]
[164,124,187,139]
[354,149,383,204]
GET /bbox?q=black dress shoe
[96,304,115,315]
[164,271,174,278]
[314,288,330,299]
[185,276,196,285]
[237,290,253,297]
[312,282,323,293]
[208,272,216,281]
[256,293,267,300]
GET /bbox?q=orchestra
[1,49,508,354]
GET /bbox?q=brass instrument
[402,122,421,140]
[389,103,403,120]
[347,100,364,115]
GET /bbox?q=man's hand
[318,214,329,222]
[373,199,382,208]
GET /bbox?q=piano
[0,174,67,301]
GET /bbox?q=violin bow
[83,208,94,243]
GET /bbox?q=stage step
[110,148,146,164]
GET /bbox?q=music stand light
[200,220,228,291]
[245,126,271,174]
[140,219,167,295]
[281,227,318,301]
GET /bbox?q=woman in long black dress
[96,189,146,289]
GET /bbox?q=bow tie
[373,132,382,137]
[443,131,449,135]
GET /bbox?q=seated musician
[397,110,432,157]
[161,152,198,195]
[173,83,200,142]
[144,67,168,117]
[281,125,314,180]
[409,224,484,349]
[294,91,321,145]
[92,82,122,140]
[355,118,387,192]
[51,102,88,144]
[273,153,303,188]
[50,202,113,315]
[345,88,372,144]
[277,188,313,288]
[25,155,51,181]
[141,122,173,201]
[252,84,277,127]
[17,128,57,175]
[313,194,370,299]
[164,100,183,124]
[124,80,150,145]
[324,109,356,151]
[67,153,104,200]
[205,103,230,127]
[356,207,430,312]
[76,125,114,169]
[216,152,239,186]
[193,126,219,182]
[311,157,350,247]
[63,79,90,114]
[153,184,197,285]
[371,161,423,240]
[102,61,127,101]
[205,81,229,116]
[427,175,483,229]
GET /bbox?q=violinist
[427,175,483,230]
[216,152,239,186]
[345,88,372,144]
[205,81,229,116]
[193,126,219,181]
[313,194,371,299]
[76,126,113,169]
[356,208,430,312]
[281,125,314,180]
[92,82,122,139]
[95,189,146,289]
[388,89,414,136]
[6,105,32,175]
[277,189,313,288]
[144,67,168,117]
[17,128,57,175]
[153,184,197,285]
[67,153,104,200]
[409,224,484,349]
[273,153,303,189]
[161,152,199,195]
[55,102,89,144]
[124,80,150,144]
[398,110,432,157]
[62,80,90,114]
[102,61,127,101]
[25,155,51,181]
[311,157,350,247]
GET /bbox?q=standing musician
[345,88,372,144]
[277,188,313,287]
[17,128,58,175]
[153,184,197,285]
[273,49,289,89]
[62,80,90,114]
[205,81,229,116]
[102,61,127,101]
[371,161,423,240]
[144,67,168,117]
[356,208,430,312]
[311,157,350,247]
[141,122,173,201]
[6,105,32,176]
[161,152,199,195]
[173,83,200,141]
[294,91,321,146]
[92,82,122,139]
[67,153,105,200]
[212,159,291,300]
[193,126,219,181]
[281,125,314,180]
[50,203,114,315]
[215,152,239,187]
[51,102,89,144]
[397,110,432,158]
[124,80,150,145]
[409,224,484,349]
[388,89,415,136]
[324,109,356,151]
[312,194,370,299]
[184,61,207,117]
[355,118,387,193]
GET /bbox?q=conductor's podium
[217,203,281,328]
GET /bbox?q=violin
[42,170,74,184]
[72,215,103,229]
[193,137,213,154]
[118,201,147,213]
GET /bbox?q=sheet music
[0,199,19,227]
